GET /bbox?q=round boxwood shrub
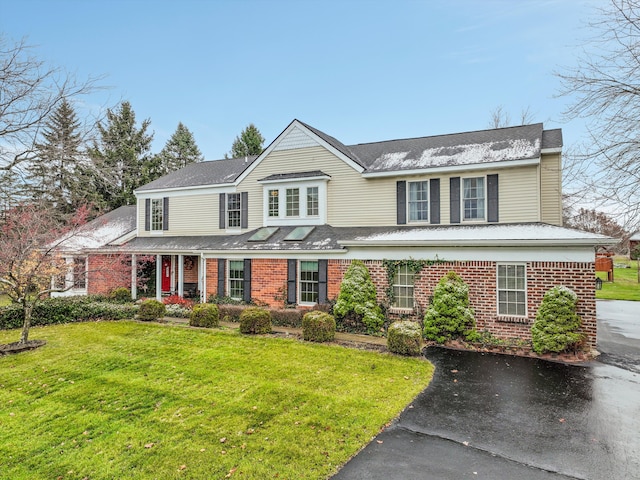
[387,320,423,356]
[137,299,166,321]
[531,286,584,354]
[239,307,272,334]
[302,310,336,342]
[423,271,476,344]
[110,287,132,303]
[189,303,219,328]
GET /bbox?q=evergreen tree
[88,101,153,210]
[153,122,203,176]
[226,123,264,159]
[0,169,24,217]
[26,100,85,215]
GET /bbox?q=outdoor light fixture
[595,277,603,290]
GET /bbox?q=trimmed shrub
[189,303,219,328]
[333,260,384,334]
[137,299,166,321]
[531,286,584,353]
[110,287,132,303]
[218,304,248,323]
[423,271,476,343]
[239,307,272,334]
[302,311,336,342]
[271,308,304,328]
[387,320,423,356]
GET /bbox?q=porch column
[130,254,137,300]
[156,254,162,301]
[178,254,184,297]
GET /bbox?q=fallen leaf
[144,443,155,448]
[200,448,206,452]
[462,441,470,446]
[220,437,227,443]
[559,418,566,423]
[225,467,237,478]
[178,465,187,471]
[451,369,459,373]
[376,440,383,444]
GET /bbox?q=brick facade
[87,254,131,296]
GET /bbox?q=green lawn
[596,259,640,301]
[0,321,433,480]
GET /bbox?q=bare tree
[557,0,640,231]
[0,35,99,172]
[488,105,536,129]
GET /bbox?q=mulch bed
[0,339,47,356]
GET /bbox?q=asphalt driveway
[332,300,640,480]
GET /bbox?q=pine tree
[26,100,85,215]
[153,122,203,176]
[88,101,153,210]
[227,123,264,159]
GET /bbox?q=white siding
[540,153,563,226]
[498,166,540,223]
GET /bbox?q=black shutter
[450,177,460,224]
[487,174,499,223]
[318,259,328,304]
[219,193,226,229]
[162,197,169,230]
[287,259,297,305]
[217,259,225,297]
[396,181,406,225]
[243,259,252,303]
[430,178,440,224]
[241,192,248,229]
[144,198,150,231]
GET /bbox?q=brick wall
[88,254,131,296]
[250,259,288,307]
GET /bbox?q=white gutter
[361,157,540,178]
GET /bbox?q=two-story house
[83,119,610,347]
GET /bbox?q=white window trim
[461,175,487,223]
[226,192,242,230]
[407,180,429,224]
[227,259,244,301]
[390,264,415,313]
[262,179,328,226]
[298,260,319,306]
[496,262,528,318]
[150,198,164,234]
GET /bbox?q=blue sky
[1,0,601,160]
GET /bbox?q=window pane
[392,265,414,308]
[151,199,163,231]
[227,193,241,228]
[497,264,526,316]
[268,189,279,217]
[286,188,299,217]
[228,260,244,300]
[73,257,86,288]
[307,187,319,216]
[408,181,428,221]
[463,177,485,220]
[299,261,318,303]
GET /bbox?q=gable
[272,125,322,151]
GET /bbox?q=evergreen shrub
[531,286,584,353]
[387,320,423,356]
[239,307,272,334]
[137,299,166,321]
[333,260,384,334]
[110,287,132,303]
[423,271,476,343]
[302,311,336,342]
[189,303,219,328]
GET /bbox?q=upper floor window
[268,189,279,217]
[497,264,526,316]
[151,198,163,231]
[286,188,299,217]
[227,193,241,228]
[307,187,319,217]
[408,181,429,222]
[463,177,485,221]
[392,264,414,309]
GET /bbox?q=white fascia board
[258,174,331,184]
[234,120,365,185]
[541,147,562,154]
[134,183,236,198]
[200,249,347,259]
[109,230,137,246]
[339,237,612,248]
[361,157,540,178]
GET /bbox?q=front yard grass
[596,258,640,301]
[0,321,433,480]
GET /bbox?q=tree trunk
[19,303,32,344]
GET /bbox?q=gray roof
[136,156,258,192]
[134,121,560,192]
[59,205,136,251]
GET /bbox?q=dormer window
[259,171,330,226]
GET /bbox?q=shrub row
[0,297,139,330]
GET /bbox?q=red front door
[161,257,171,292]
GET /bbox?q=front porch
[132,254,203,301]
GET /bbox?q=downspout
[200,252,206,304]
